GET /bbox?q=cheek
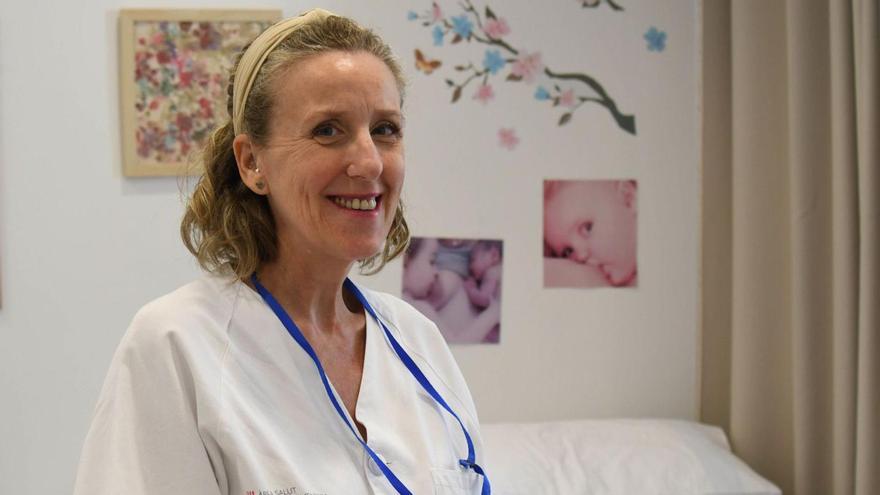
[604,233,636,264]
[384,154,405,190]
[543,217,564,243]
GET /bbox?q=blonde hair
[181,13,409,279]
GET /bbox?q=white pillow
[481,419,780,495]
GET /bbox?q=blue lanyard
[251,274,491,495]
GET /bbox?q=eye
[312,123,341,139]
[578,221,594,235]
[372,122,402,138]
[560,247,573,258]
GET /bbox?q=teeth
[334,197,378,211]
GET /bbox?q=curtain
[700,1,879,494]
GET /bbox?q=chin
[344,240,386,263]
[607,269,637,287]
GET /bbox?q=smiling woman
[232,50,406,269]
[73,9,490,495]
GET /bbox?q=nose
[570,243,591,264]
[346,130,383,180]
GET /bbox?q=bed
[481,419,781,495]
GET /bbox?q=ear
[616,180,637,211]
[233,133,269,195]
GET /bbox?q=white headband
[232,8,334,134]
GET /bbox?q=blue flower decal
[534,86,551,100]
[407,10,418,21]
[482,49,505,75]
[451,15,474,38]
[644,27,667,52]
[432,25,444,46]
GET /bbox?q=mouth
[329,194,382,212]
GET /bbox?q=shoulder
[121,274,239,358]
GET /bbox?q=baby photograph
[543,179,638,288]
[402,237,503,344]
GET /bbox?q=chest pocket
[431,468,484,495]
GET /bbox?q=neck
[254,241,361,336]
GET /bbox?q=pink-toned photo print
[543,179,638,288]
[402,237,503,344]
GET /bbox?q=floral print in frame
[119,9,280,176]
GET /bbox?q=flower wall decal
[644,26,667,52]
[473,83,495,104]
[407,0,637,136]
[498,128,519,150]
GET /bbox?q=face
[543,181,637,285]
[238,51,404,265]
[403,238,440,299]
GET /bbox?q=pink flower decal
[483,18,510,39]
[559,88,577,108]
[510,51,544,83]
[498,127,519,150]
[473,84,495,104]
[431,2,443,23]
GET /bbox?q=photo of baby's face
[543,180,638,287]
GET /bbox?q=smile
[331,195,380,211]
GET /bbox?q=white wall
[0,0,700,493]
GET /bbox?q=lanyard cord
[250,274,490,495]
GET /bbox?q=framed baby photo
[543,179,638,288]
[402,237,504,345]
[118,9,280,177]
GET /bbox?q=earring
[253,167,265,191]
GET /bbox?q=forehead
[271,50,401,117]
[548,182,611,209]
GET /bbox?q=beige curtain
[701,1,879,494]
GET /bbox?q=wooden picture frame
[118,9,281,177]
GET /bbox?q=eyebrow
[303,107,404,123]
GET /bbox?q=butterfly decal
[414,49,442,75]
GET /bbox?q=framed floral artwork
[118,9,280,176]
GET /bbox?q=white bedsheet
[482,419,781,495]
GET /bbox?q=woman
[74,9,489,495]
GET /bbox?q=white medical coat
[73,275,487,494]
